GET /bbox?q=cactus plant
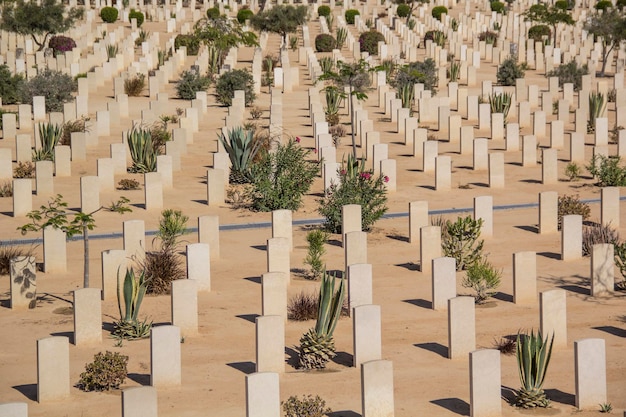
[218,126,261,183]
[298,271,346,369]
[515,330,554,408]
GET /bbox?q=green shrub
[555,0,570,9]
[100,6,118,23]
[345,9,360,24]
[595,0,612,10]
[77,351,128,392]
[359,30,385,55]
[546,59,588,92]
[175,69,211,100]
[315,34,336,52]
[496,56,527,86]
[129,9,144,26]
[582,223,619,257]
[394,58,438,94]
[0,65,24,105]
[282,395,332,417]
[565,162,581,181]
[215,69,256,107]
[618,0,626,8]
[304,229,329,280]
[174,34,200,56]
[478,30,498,46]
[587,155,626,186]
[462,257,501,304]
[528,24,551,43]
[558,194,590,229]
[490,1,505,13]
[206,7,220,19]
[318,154,388,233]
[318,5,331,17]
[237,8,254,24]
[431,5,448,21]
[20,69,76,112]
[124,73,145,97]
[441,216,485,271]
[248,139,319,211]
[423,30,447,47]
[397,3,411,17]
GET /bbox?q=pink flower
[340,169,347,175]
[313,148,317,154]
[359,172,371,180]
[295,136,301,143]
[384,176,389,183]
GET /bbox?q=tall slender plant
[335,27,348,48]
[298,271,346,369]
[488,91,513,121]
[114,267,152,340]
[515,330,555,408]
[588,91,606,133]
[323,86,344,126]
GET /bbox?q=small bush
[100,6,118,23]
[77,351,128,392]
[248,139,319,211]
[496,56,527,86]
[618,0,626,8]
[317,5,331,18]
[494,336,516,355]
[546,60,588,92]
[283,395,332,417]
[478,31,498,47]
[441,216,485,271]
[174,34,200,56]
[175,69,211,100]
[237,8,254,24]
[215,69,256,107]
[117,178,141,190]
[206,7,220,19]
[318,155,388,234]
[48,36,76,56]
[431,5,448,20]
[395,58,438,94]
[124,73,146,97]
[345,9,360,24]
[359,30,385,55]
[0,242,34,275]
[304,229,329,280]
[129,9,144,26]
[462,257,501,304]
[0,181,12,198]
[315,34,336,52]
[20,69,77,113]
[555,0,571,9]
[587,155,626,186]
[565,162,581,182]
[397,3,411,17]
[528,25,551,43]
[595,0,612,10]
[60,117,89,146]
[288,291,319,321]
[582,223,619,257]
[0,65,24,105]
[558,194,590,229]
[13,161,35,179]
[490,1,505,13]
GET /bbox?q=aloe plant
[319,56,334,74]
[432,30,447,47]
[587,91,606,133]
[106,44,119,59]
[335,27,348,49]
[32,122,62,161]
[127,126,157,173]
[298,271,346,369]
[399,83,414,111]
[324,86,345,126]
[515,330,554,408]
[448,60,461,82]
[218,126,261,183]
[488,91,513,121]
[114,268,152,340]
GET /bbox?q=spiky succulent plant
[515,330,554,408]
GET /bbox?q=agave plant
[324,86,345,126]
[114,268,152,340]
[127,126,157,173]
[218,126,261,183]
[515,330,554,408]
[298,271,346,369]
[335,27,348,49]
[33,123,63,161]
[450,18,459,31]
[399,83,414,112]
[319,56,334,74]
[106,44,119,59]
[432,30,447,47]
[448,60,461,82]
[488,91,513,121]
[587,91,606,133]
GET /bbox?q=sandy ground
[1,4,626,417]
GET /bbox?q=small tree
[18,194,131,288]
[523,3,574,47]
[393,0,429,23]
[0,0,84,51]
[584,8,626,77]
[318,59,373,159]
[249,5,308,47]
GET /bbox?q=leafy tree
[523,3,573,47]
[249,5,308,47]
[0,0,84,51]
[319,59,373,159]
[584,8,626,77]
[18,195,131,288]
[393,0,429,23]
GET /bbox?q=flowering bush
[318,155,388,233]
[48,36,76,56]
